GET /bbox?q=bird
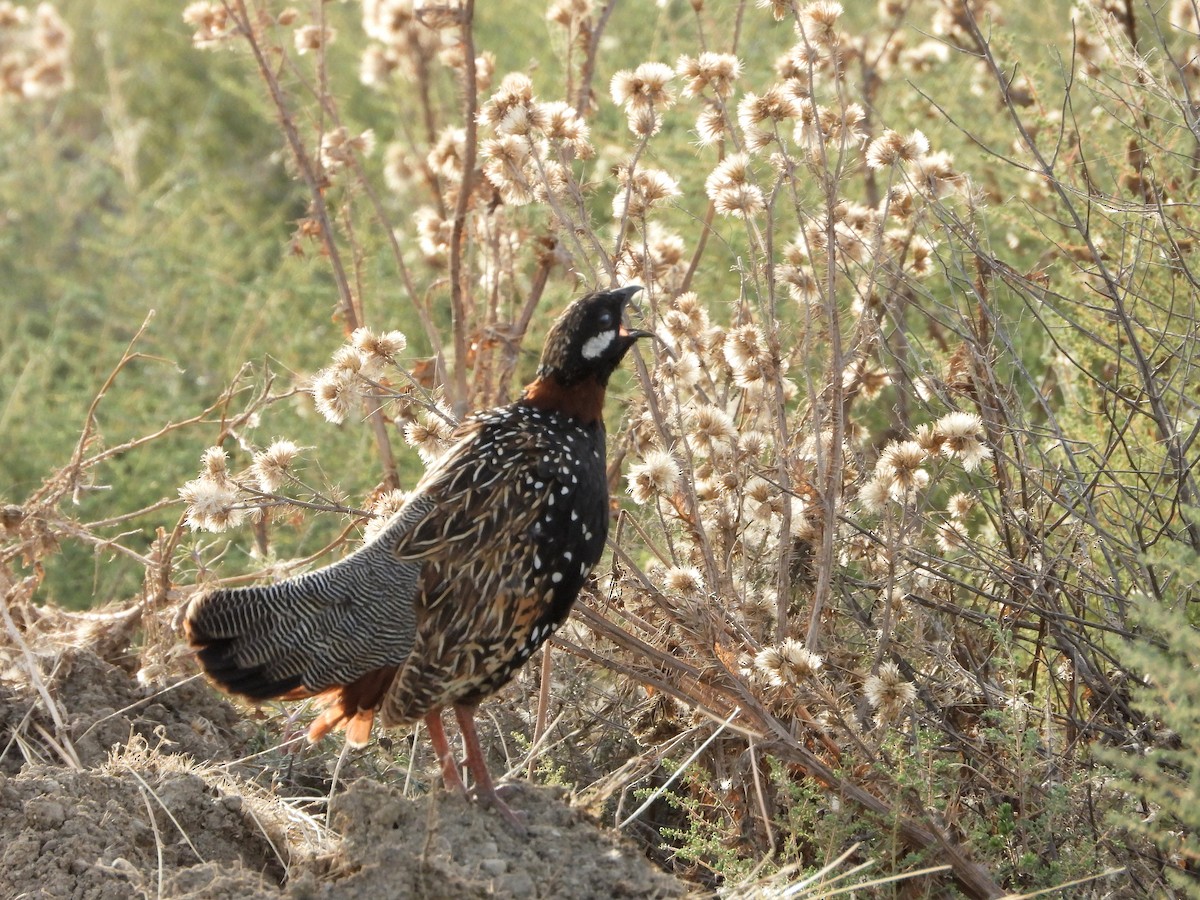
[184,284,650,827]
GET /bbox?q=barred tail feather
[184,538,420,747]
[186,577,399,746]
[184,583,313,701]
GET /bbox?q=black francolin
[184,285,649,826]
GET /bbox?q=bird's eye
[596,310,614,328]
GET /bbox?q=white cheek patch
[581,329,617,360]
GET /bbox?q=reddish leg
[453,704,526,831]
[423,709,466,795]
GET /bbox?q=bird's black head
[536,285,651,387]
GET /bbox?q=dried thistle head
[663,565,706,597]
[738,86,803,152]
[331,345,376,381]
[404,410,456,464]
[911,150,967,198]
[738,430,771,460]
[252,440,303,494]
[426,126,468,181]
[947,491,975,520]
[756,0,795,23]
[312,368,358,425]
[320,127,375,174]
[865,129,929,170]
[864,661,916,722]
[413,0,462,30]
[627,450,681,504]
[363,489,410,543]
[612,166,680,220]
[615,225,688,292]
[875,440,929,502]
[183,2,233,50]
[776,259,820,307]
[799,1,844,46]
[538,100,592,156]
[676,51,742,98]
[200,447,231,483]
[611,62,676,137]
[755,639,823,686]
[610,61,676,111]
[179,447,246,532]
[723,323,773,386]
[179,478,245,532]
[857,476,892,514]
[705,154,765,217]
[353,327,407,370]
[414,207,452,265]
[687,404,737,446]
[935,519,969,555]
[935,412,992,472]
[478,72,539,134]
[903,234,937,278]
[657,312,696,348]
[692,104,728,147]
[532,158,572,204]
[842,358,890,401]
[362,0,417,41]
[793,100,866,151]
[1171,0,1200,33]
[656,350,701,390]
[294,24,335,56]
[547,0,593,27]
[480,135,534,205]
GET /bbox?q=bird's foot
[452,705,528,834]
[491,782,523,801]
[471,782,528,834]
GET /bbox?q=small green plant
[1099,542,1200,895]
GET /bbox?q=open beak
[613,285,654,341]
[620,322,654,340]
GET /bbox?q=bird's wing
[375,417,610,722]
[184,414,554,701]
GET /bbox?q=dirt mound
[0,646,253,772]
[313,780,684,899]
[0,643,687,899]
[0,757,290,899]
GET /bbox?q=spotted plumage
[184,285,649,826]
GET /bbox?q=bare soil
[0,644,687,899]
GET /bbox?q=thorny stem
[630,349,723,594]
[575,0,620,116]
[761,175,795,640]
[231,0,402,484]
[493,252,551,401]
[611,131,653,269]
[276,45,442,359]
[231,1,356,331]
[448,0,479,413]
[528,644,553,782]
[413,30,440,148]
[680,199,715,294]
[56,311,156,507]
[527,141,610,279]
[348,151,445,377]
[808,195,847,649]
